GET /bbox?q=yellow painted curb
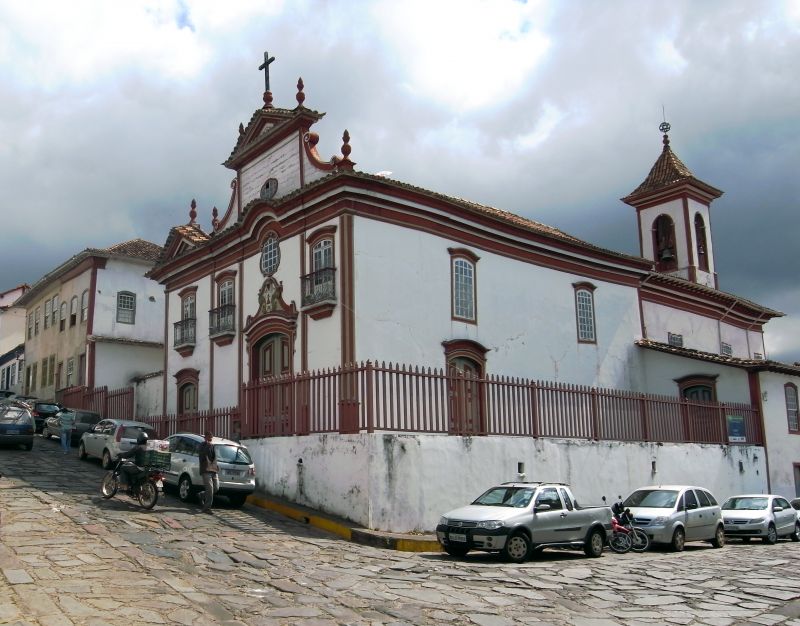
[394,538,442,552]
[246,495,352,540]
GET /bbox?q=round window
[260,235,280,276]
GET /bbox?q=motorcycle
[608,495,650,552]
[101,459,163,510]
[608,514,634,553]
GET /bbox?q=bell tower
[622,123,723,288]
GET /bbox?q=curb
[246,495,441,553]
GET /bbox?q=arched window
[260,233,280,276]
[786,384,799,433]
[59,302,67,331]
[449,248,479,323]
[694,213,709,272]
[175,368,199,414]
[81,289,89,322]
[652,215,677,271]
[573,282,597,343]
[70,296,78,326]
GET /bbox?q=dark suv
[31,401,63,433]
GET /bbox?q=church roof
[155,221,210,266]
[622,131,723,205]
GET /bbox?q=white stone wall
[93,342,162,390]
[133,374,163,418]
[352,216,643,387]
[93,259,164,342]
[642,301,763,359]
[759,371,800,499]
[0,307,25,356]
[240,134,301,207]
[243,432,767,532]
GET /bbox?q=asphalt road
[1,435,800,626]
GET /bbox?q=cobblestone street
[2,437,800,626]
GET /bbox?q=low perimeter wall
[243,433,767,533]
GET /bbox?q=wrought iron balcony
[209,304,236,337]
[301,267,337,308]
[174,318,196,348]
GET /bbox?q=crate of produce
[140,449,171,470]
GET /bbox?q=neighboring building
[0,284,29,394]
[146,75,799,531]
[14,240,164,400]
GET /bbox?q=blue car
[0,401,35,450]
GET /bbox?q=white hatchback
[163,433,256,507]
[721,494,800,544]
[78,419,158,468]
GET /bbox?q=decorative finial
[239,122,245,136]
[211,206,219,231]
[189,199,197,224]
[258,51,276,109]
[659,121,671,147]
[296,77,305,106]
[337,130,355,170]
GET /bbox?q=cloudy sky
[1,0,798,363]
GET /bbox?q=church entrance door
[448,356,485,435]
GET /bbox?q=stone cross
[258,51,276,92]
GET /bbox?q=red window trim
[442,339,488,374]
[675,374,719,402]
[572,282,597,345]
[448,248,479,325]
[305,225,337,248]
[177,285,198,299]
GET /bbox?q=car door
[681,489,705,540]
[557,487,585,542]
[84,420,109,457]
[532,487,566,544]
[695,489,720,539]
[165,436,184,486]
[774,497,794,535]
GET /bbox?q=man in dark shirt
[198,431,219,514]
[117,432,149,488]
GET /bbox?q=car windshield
[215,444,252,465]
[624,489,679,509]
[37,403,60,412]
[472,487,535,508]
[0,407,29,423]
[722,497,768,511]
[122,426,158,440]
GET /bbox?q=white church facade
[146,73,800,532]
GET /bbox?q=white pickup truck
[436,482,613,562]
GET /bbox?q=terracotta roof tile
[105,238,163,262]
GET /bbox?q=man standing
[198,431,219,514]
[59,410,76,454]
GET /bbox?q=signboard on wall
[726,414,746,443]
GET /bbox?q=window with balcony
[117,291,135,324]
[301,227,337,318]
[81,289,89,322]
[449,248,479,323]
[573,282,597,343]
[174,289,197,354]
[210,276,236,342]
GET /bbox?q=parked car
[721,494,800,544]
[623,485,725,551]
[0,401,35,450]
[78,419,158,468]
[791,498,800,521]
[436,482,613,562]
[30,401,62,434]
[0,390,16,400]
[162,433,256,508]
[42,410,102,445]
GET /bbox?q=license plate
[225,470,243,478]
[449,533,467,542]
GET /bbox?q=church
[146,60,800,532]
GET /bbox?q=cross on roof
[258,51,276,92]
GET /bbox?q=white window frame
[452,258,475,322]
[574,286,597,344]
[117,291,136,324]
[260,234,280,276]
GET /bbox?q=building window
[449,248,479,323]
[653,214,677,271]
[175,368,200,414]
[210,276,236,337]
[78,353,86,385]
[34,307,40,335]
[695,213,709,272]
[260,233,281,276]
[51,295,59,327]
[676,375,718,403]
[753,352,764,360]
[66,358,74,387]
[27,313,33,339]
[720,342,732,357]
[573,282,597,343]
[40,358,47,389]
[786,384,799,433]
[175,289,197,349]
[48,355,55,387]
[60,302,67,331]
[70,296,78,326]
[301,227,338,310]
[81,290,89,322]
[44,300,51,329]
[668,332,684,348]
[30,364,37,392]
[117,292,136,324]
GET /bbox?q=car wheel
[178,475,194,502]
[711,525,725,548]
[443,544,470,558]
[671,527,686,552]
[791,523,800,543]
[502,530,532,563]
[78,442,88,460]
[583,527,604,558]
[763,524,778,545]
[101,450,113,470]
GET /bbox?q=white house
[147,74,800,532]
[0,284,29,394]
[14,239,165,401]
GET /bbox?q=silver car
[721,494,800,544]
[623,485,725,551]
[163,433,255,508]
[78,419,158,468]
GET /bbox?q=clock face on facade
[260,177,278,200]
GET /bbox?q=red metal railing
[139,407,239,441]
[58,385,134,420]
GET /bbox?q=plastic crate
[139,450,171,470]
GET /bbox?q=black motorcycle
[101,459,163,510]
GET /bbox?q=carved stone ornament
[260,177,278,200]
[258,277,283,315]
